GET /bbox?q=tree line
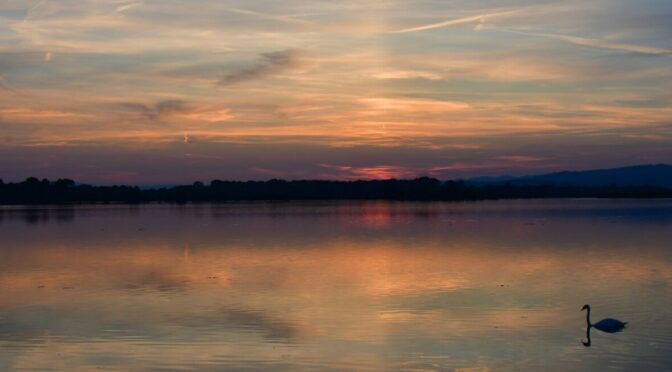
[0,177,670,204]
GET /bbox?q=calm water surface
[1,200,672,371]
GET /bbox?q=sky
[0,0,671,184]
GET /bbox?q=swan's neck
[585,308,592,327]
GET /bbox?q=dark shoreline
[1,177,671,204]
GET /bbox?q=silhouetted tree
[0,177,669,204]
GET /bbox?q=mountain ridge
[470,164,672,189]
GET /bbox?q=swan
[581,304,627,333]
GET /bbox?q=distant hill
[477,164,672,189]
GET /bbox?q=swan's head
[581,304,590,311]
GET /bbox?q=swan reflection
[581,304,627,347]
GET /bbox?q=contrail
[116,2,141,13]
[223,7,314,26]
[22,0,46,24]
[0,75,24,95]
[501,28,672,56]
[389,9,518,34]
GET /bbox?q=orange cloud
[359,97,471,114]
[0,107,92,122]
[319,164,419,180]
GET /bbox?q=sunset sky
[1,0,671,184]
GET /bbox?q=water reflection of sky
[1,200,671,371]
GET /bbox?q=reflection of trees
[0,208,76,226]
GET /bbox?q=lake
[1,200,671,371]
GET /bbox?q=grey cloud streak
[217,49,305,86]
[118,100,190,120]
